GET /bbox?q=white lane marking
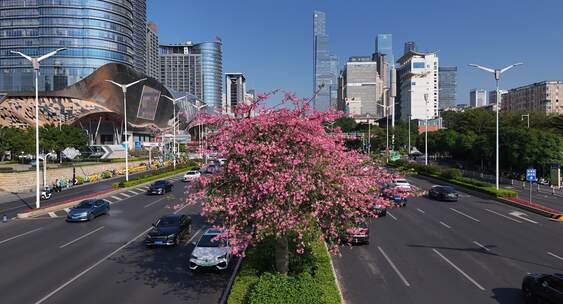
[127,190,139,195]
[509,211,538,224]
[63,208,70,214]
[473,241,490,252]
[432,249,485,291]
[111,195,122,201]
[34,203,190,304]
[387,211,397,221]
[416,208,425,214]
[377,246,410,287]
[0,228,42,245]
[184,227,204,245]
[143,197,166,208]
[59,226,105,249]
[484,209,522,223]
[140,186,149,190]
[450,208,480,222]
[439,221,451,229]
[119,192,131,198]
[547,252,563,262]
[48,212,57,218]
[135,188,144,192]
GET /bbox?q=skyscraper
[488,90,507,105]
[342,56,384,118]
[146,22,160,80]
[0,0,138,92]
[374,34,393,86]
[133,0,147,74]
[469,89,488,107]
[313,10,338,111]
[404,41,417,55]
[438,66,457,109]
[159,40,223,111]
[225,73,246,115]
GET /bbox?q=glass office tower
[193,41,223,113]
[313,10,338,111]
[438,66,457,109]
[0,0,136,92]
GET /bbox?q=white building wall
[398,53,439,120]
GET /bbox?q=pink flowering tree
[189,92,400,274]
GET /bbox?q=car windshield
[197,234,225,247]
[154,181,166,186]
[76,200,95,208]
[442,186,455,193]
[395,179,408,184]
[186,171,198,175]
[156,217,179,227]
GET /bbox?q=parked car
[391,178,412,190]
[147,180,173,195]
[343,221,369,245]
[145,214,192,246]
[522,273,563,304]
[183,170,201,182]
[189,229,232,271]
[428,185,459,202]
[372,203,387,217]
[66,199,110,222]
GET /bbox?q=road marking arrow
[509,211,538,224]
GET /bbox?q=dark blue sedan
[66,199,110,222]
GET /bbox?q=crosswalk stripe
[136,188,144,192]
[127,190,139,195]
[111,195,122,201]
[120,193,131,198]
[48,212,57,218]
[64,208,70,214]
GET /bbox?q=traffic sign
[526,169,537,182]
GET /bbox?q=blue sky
[148,0,563,104]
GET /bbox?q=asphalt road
[0,169,156,219]
[502,182,563,212]
[332,176,563,304]
[0,175,234,304]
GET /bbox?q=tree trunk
[275,234,289,275]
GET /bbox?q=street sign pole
[529,180,532,204]
[526,168,536,204]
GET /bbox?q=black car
[372,203,387,217]
[429,185,459,202]
[147,180,173,195]
[145,214,192,246]
[522,273,563,304]
[346,221,369,245]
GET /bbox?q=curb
[413,174,563,221]
[219,244,248,304]
[16,172,187,219]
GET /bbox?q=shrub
[248,272,322,304]
[100,171,111,179]
[0,167,14,173]
[441,168,462,180]
[75,175,84,185]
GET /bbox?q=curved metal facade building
[193,41,222,112]
[0,0,135,92]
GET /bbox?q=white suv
[392,178,412,190]
[183,170,201,182]
[189,229,231,271]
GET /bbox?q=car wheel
[105,206,110,215]
[88,213,95,221]
[174,235,179,246]
[522,286,536,304]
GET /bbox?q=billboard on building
[137,85,161,120]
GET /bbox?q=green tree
[40,124,88,161]
[333,116,357,133]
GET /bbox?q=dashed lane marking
[439,221,451,229]
[416,208,425,214]
[378,246,411,287]
[387,211,397,221]
[450,208,480,222]
[0,228,42,245]
[473,241,490,252]
[433,249,485,291]
[59,226,105,249]
[547,252,563,262]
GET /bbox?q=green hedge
[0,167,14,173]
[112,163,197,188]
[228,234,340,304]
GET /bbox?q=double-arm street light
[469,62,523,189]
[11,48,66,209]
[105,78,146,181]
[424,93,430,166]
[163,95,187,169]
[187,100,208,161]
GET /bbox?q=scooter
[41,186,53,200]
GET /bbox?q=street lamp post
[375,103,390,160]
[187,101,207,161]
[521,114,530,128]
[469,62,523,189]
[163,95,187,169]
[105,78,146,181]
[424,93,429,166]
[11,48,66,209]
[408,114,411,158]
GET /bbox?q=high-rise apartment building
[396,51,439,121]
[502,81,563,114]
[404,41,417,55]
[159,41,222,111]
[225,73,246,114]
[341,56,384,118]
[146,22,160,80]
[133,0,147,74]
[488,89,507,105]
[470,89,488,107]
[313,10,339,111]
[0,0,140,92]
[438,66,457,109]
